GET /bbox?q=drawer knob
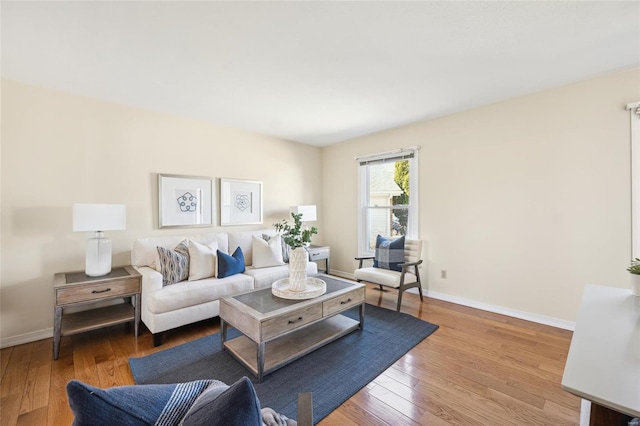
[91,288,112,294]
[288,317,303,324]
[340,298,352,305]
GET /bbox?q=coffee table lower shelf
[223,314,360,379]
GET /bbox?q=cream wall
[1,79,323,346]
[2,68,638,345]
[323,67,640,323]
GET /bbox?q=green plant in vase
[273,213,318,249]
[274,212,318,292]
[627,258,640,275]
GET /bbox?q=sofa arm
[133,266,163,294]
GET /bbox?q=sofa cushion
[353,266,417,289]
[157,240,190,286]
[373,235,405,272]
[188,240,218,281]
[182,377,261,426]
[66,379,219,426]
[252,235,285,269]
[132,240,162,272]
[217,247,245,278]
[132,236,185,270]
[132,234,230,269]
[228,232,255,266]
[146,274,254,314]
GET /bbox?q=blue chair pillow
[373,235,405,272]
[217,247,245,278]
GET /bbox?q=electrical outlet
[441,270,447,279]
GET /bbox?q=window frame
[357,147,419,257]
[629,102,640,258]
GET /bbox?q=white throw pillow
[252,234,285,268]
[188,240,219,281]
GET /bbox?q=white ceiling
[2,1,639,146]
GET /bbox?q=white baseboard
[1,273,574,348]
[329,270,575,331]
[1,328,53,349]
[423,289,575,331]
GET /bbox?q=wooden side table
[307,245,330,274]
[53,266,141,360]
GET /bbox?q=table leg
[134,294,141,337]
[359,303,365,330]
[53,307,62,360]
[220,319,227,349]
[258,342,265,383]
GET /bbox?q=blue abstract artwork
[176,192,199,213]
[234,193,251,212]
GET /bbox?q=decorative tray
[272,277,327,300]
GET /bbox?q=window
[357,147,419,256]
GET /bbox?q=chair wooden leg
[379,285,384,292]
[418,284,424,301]
[396,290,403,312]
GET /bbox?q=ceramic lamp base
[86,231,112,277]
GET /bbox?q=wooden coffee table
[220,274,365,382]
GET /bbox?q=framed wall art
[220,178,263,226]
[158,174,213,228]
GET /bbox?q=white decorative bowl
[272,277,327,300]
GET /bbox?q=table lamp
[290,205,317,222]
[73,203,126,277]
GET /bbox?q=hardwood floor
[0,284,580,425]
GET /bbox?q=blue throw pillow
[182,377,262,426]
[373,235,405,272]
[217,247,245,278]
[66,379,218,426]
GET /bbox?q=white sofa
[131,229,318,345]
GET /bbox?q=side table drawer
[262,304,322,340]
[56,279,140,305]
[308,248,329,260]
[323,288,365,317]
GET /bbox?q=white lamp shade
[73,204,126,232]
[290,205,317,222]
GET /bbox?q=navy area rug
[129,304,438,424]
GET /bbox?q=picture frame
[220,178,263,226]
[158,174,213,228]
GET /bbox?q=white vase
[289,247,308,292]
[631,274,640,297]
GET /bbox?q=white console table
[561,285,640,424]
